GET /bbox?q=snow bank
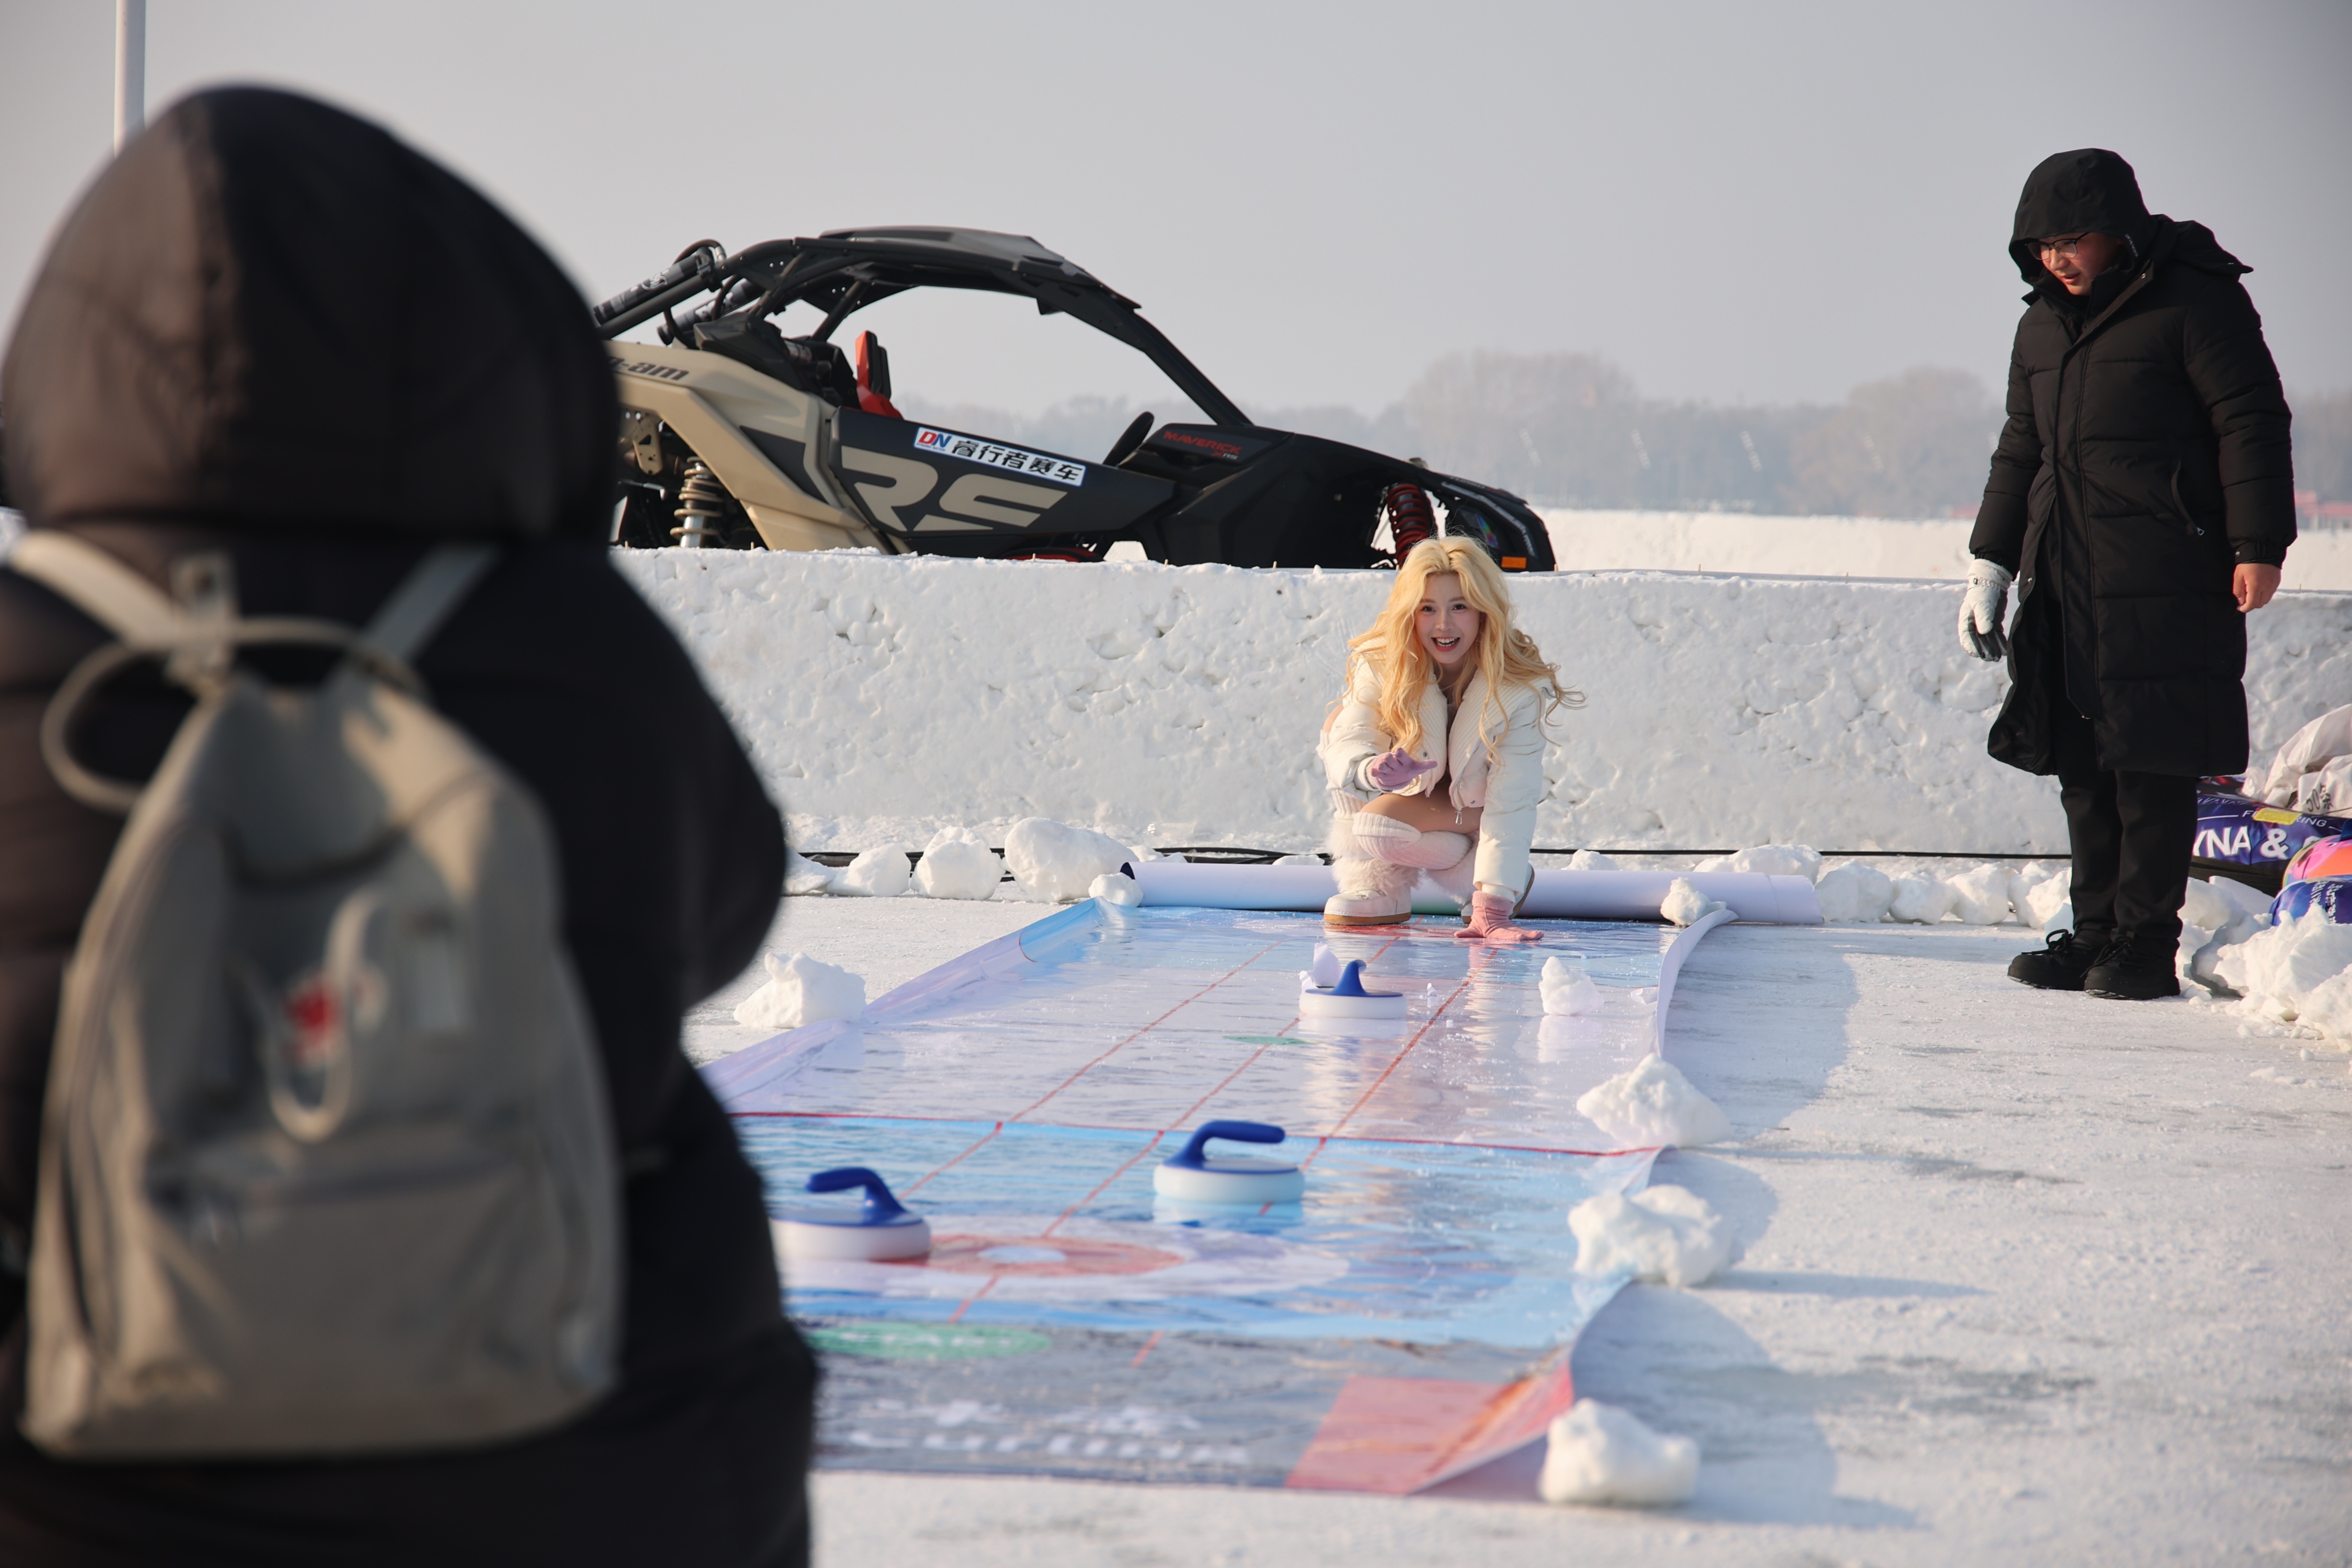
[1538,1398,1701,1508]
[2214,913,2352,1045]
[1003,817,1133,901]
[1576,1056,1735,1147]
[735,952,866,1029]
[1569,1184,1740,1287]
[615,550,2352,856]
[913,828,1004,899]
[1540,508,2352,594]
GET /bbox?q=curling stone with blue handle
[1299,958,1406,1021]
[1152,1120,1306,1204]
[773,1166,931,1262]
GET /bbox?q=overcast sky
[3,0,2347,420]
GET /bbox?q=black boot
[2007,928,2109,991]
[2083,929,2181,1001]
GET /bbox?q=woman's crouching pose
[1320,538,1577,941]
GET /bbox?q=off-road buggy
[590,228,1553,570]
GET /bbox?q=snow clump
[914,827,1003,900]
[1088,871,1142,906]
[1813,861,1893,922]
[2214,911,2352,1044]
[1539,1399,1700,1508]
[1567,849,1621,871]
[1576,1055,1734,1147]
[1723,843,1822,882]
[784,850,836,897]
[1570,1184,1740,1288]
[1886,874,1958,924]
[1540,955,1604,1015]
[2014,866,2071,928]
[1659,878,1725,926]
[734,952,865,1029]
[836,844,912,897]
[1003,817,1133,901]
[1946,862,2017,925]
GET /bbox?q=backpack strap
[7,532,190,644]
[364,545,498,663]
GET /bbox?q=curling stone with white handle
[1152,1120,1306,1204]
[1299,958,1407,1021]
[773,1166,931,1262]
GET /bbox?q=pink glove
[1365,747,1440,792]
[1456,891,1542,943]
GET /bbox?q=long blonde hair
[1342,538,1580,764]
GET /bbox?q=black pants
[2048,688,2196,945]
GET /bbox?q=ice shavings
[1539,1398,1701,1508]
[1813,861,1893,922]
[1576,1056,1734,1147]
[837,844,912,897]
[914,827,1003,900]
[1540,955,1604,1015]
[1569,1184,1740,1287]
[734,951,866,1029]
[1003,817,1134,902]
[1659,878,1725,927]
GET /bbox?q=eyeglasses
[2034,233,2092,259]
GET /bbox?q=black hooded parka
[0,91,808,1566]
[1971,148,2296,779]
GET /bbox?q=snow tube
[2282,834,2352,885]
[1125,861,1822,925]
[2190,791,2352,895]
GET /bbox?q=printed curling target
[1152,1120,1307,1205]
[774,1166,932,1262]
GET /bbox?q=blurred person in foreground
[0,89,809,1564]
[1960,148,2295,1001]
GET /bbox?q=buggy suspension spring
[1381,481,1437,560]
[673,459,727,548]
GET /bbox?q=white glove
[1958,559,2013,661]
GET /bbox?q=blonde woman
[1321,538,1574,940]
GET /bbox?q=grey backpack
[9,533,619,1459]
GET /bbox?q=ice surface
[1886,874,1957,924]
[618,550,2352,859]
[1945,862,2015,925]
[1569,1184,1739,1288]
[1003,816,1132,901]
[1537,1397,1701,1508]
[914,829,1004,900]
[735,951,866,1029]
[1659,878,1722,927]
[838,845,912,898]
[1567,849,1621,871]
[1541,955,1604,1015]
[1813,861,1893,923]
[1087,870,1142,906]
[1575,1056,1734,1148]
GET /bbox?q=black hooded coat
[0,91,808,1565]
[1970,148,2296,778]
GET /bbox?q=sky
[2,0,2347,421]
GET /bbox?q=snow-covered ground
[618,548,2352,861]
[762,899,2352,1566]
[1541,508,2352,592]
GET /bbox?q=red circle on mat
[902,1234,1186,1278]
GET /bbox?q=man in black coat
[0,90,811,1564]
[1960,148,2296,1000]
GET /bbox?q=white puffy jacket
[1321,662,1552,895]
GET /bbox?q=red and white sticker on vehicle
[914,428,1086,487]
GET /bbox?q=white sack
[1813,862,1893,923]
[837,844,912,897]
[1004,817,1133,901]
[735,951,866,1029]
[914,829,1003,900]
[1887,874,1957,924]
[1539,1399,1700,1508]
[2257,703,2352,808]
[1576,1055,1734,1147]
[1569,1183,1740,1287]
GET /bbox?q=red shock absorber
[1380,481,1437,562]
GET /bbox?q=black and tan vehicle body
[594,228,1554,570]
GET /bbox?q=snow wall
[616,550,2352,858]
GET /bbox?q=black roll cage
[590,230,1253,431]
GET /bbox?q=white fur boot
[1348,813,1474,870]
[1427,848,1477,912]
[1325,814,1418,926]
